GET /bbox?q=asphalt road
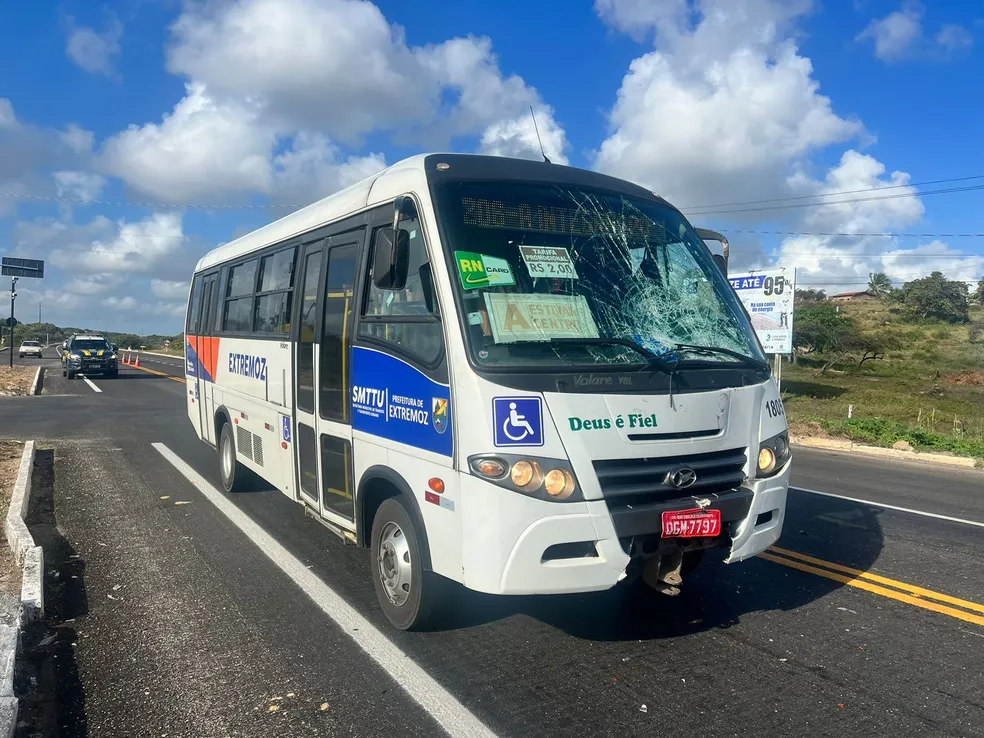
[1,350,982,738]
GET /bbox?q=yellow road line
[770,546,984,614]
[760,552,984,627]
[127,362,186,384]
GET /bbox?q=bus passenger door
[314,238,360,524]
[294,243,325,509]
[293,235,360,525]
[197,273,220,445]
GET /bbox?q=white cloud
[65,273,125,296]
[271,132,387,204]
[594,0,860,209]
[773,152,984,292]
[935,24,973,54]
[478,109,569,164]
[54,171,106,202]
[150,279,190,301]
[101,83,275,202]
[856,3,973,62]
[0,100,98,216]
[594,0,690,42]
[789,150,924,234]
[65,17,123,78]
[102,0,567,202]
[44,212,187,276]
[59,124,96,155]
[856,3,922,61]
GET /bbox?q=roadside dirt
[0,440,24,594]
[0,365,37,396]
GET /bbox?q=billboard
[728,268,795,354]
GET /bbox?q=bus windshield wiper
[673,344,769,371]
[547,337,676,373]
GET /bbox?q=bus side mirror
[372,228,410,291]
[712,253,727,276]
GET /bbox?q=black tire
[66,370,75,380]
[18,354,23,359]
[370,497,444,631]
[218,422,246,493]
[107,370,119,379]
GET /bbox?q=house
[829,290,875,302]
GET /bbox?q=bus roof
[193,153,669,274]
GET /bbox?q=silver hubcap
[377,522,412,607]
[221,433,233,480]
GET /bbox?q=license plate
[662,508,721,538]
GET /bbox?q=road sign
[4,317,17,328]
[1,257,44,279]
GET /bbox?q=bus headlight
[468,454,582,502]
[544,468,575,499]
[510,460,543,489]
[757,431,791,478]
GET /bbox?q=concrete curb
[29,366,42,396]
[1,441,45,738]
[791,435,979,470]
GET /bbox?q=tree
[793,304,854,354]
[900,271,970,323]
[795,288,826,303]
[974,277,984,305]
[868,272,893,297]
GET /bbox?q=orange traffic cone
[135,354,141,368]
[123,354,129,365]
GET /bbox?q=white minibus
[185,154,790,630]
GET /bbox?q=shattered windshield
[434,181,763,370]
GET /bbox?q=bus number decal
[766,398,785,418]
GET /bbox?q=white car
[18,340,42,359]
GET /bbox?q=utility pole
[8,276,17,368]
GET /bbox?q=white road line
[791,486,984,529]
[151,442,497,738]
[80,375,102,393]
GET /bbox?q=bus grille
[234,424,265,467]
[236,425,253,462]
[593,448,747,510]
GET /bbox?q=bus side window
[360,221,443,364]
[186,276,203,334]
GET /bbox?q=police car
[61,334,119,380]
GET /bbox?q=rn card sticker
[519,246,578,279]
[455,251,516,290]
[493,396,544,447]
[483,293,600,344]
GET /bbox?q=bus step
[303,505,358,545]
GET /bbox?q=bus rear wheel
[218,422,247,493]
[370,497,443,631]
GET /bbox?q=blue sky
[1,0,982,335]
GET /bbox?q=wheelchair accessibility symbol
[493,397,544,447]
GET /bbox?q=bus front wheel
[218,422,246,493]
[370,497,443,631]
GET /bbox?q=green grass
[783,301,984,459]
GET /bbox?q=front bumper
[459,462,790,596]
[68,360,117,374]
